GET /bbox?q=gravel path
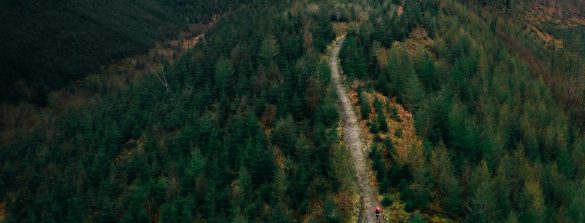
[329,36,383,223]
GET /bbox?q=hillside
[0,0,250,105]
[340,0,585,221]
[1,0,585,222]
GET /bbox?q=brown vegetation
[402,27,434,56]
[348,86,424,168]
[332,22,350,36]
[397,6,404,17]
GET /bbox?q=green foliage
[312,18,336,52]
[271,116,297,154]
[381,195,392,207]
[374,98,389,132]
[259,35,280,67]
[0,1,348,222]
[401,166,432,211]
[409,212,426,223]
[415,52,439,92]
[215,57,235,94]
[370,144,386,182]
[340,34,367,79]
[340,0,585,221]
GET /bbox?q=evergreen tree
[359,88,371,120]
[215,57,234,94]
[466,161,498,223]
[269,203,294,223]
[402,71,425,111]
[271,116,297,154]
[416,52,438,92]
[159,203,178,223]
[249,143,275,186]
[375,99,389,132]
[259,35,280,67]
[236,167,255,217]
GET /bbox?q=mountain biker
[374,206,382,222]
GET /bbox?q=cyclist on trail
[374,206,382,222]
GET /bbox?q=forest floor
[328,36,383,223]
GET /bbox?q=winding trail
[329,36,383,223]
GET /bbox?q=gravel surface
[329,36,383,223]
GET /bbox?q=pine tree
[416,53,438,92]
[375,99,389,132]
[269,202,294,223]
[97,198,117,223]
[271,116,296,154]
[401,165,432,211]
[319,97,339,127]
[215,57,234,95]
[259,35,279,67]
[568,179,585,222]
[359,88,370,120]
[375,72,390,95]
[159,203,178,223]
[235,167,255,217]
[120,186,150,223]
[249,143,275,186]
[290,93,304,121]
[429,145,462,216]
[557,147,574,179]
[370,144,386,181]
[409,212,426,223]
[271,168,288,204]
[466,161,498,223]
[323,197,341,223]
[402,71,425,111]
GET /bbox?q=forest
[1,0,585,222]
[0,0,357,222]
[341,0,585,221]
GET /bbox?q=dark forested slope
[0,0,251,105]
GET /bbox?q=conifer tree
[215,57,234,95]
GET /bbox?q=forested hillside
[0,0,251,105]
[341,0,585,222]
[0,1,361,222]
[2,0,585,222]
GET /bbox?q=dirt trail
[329,36,383,223]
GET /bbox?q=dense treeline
[498,21,585,131]
[342,0,585,222]
[486,0,585,129]
[0,1,355,222]
[0,0,251,105]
